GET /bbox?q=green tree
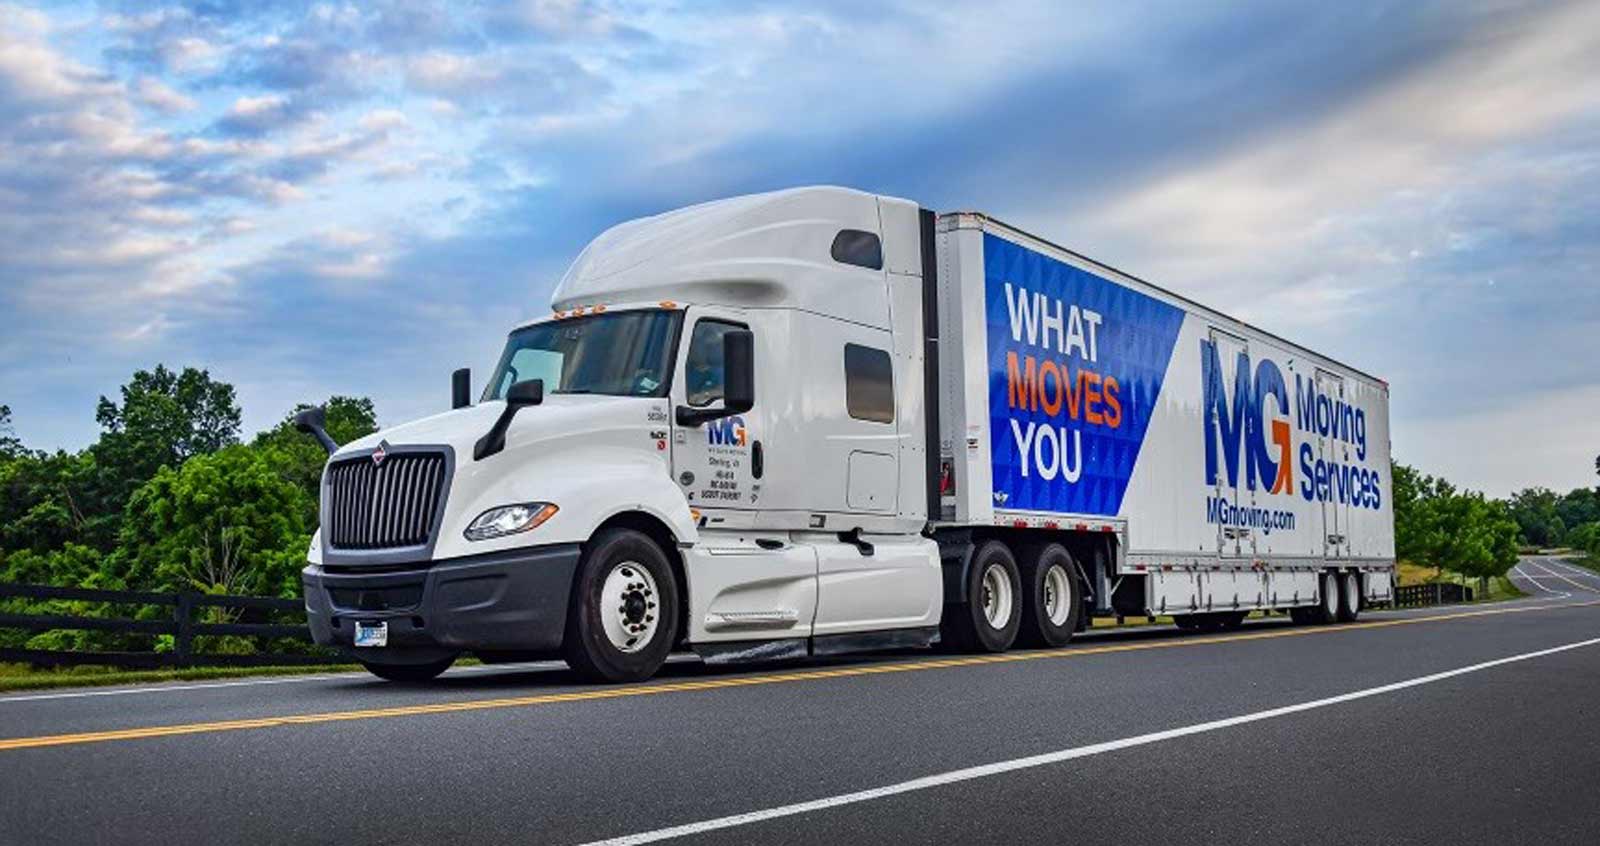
[1440,496,1520,595]
[1554,489,1600,537]
[90,365,242,512]
[1394,460,1518,593]
[115,445,314,599]
[1567,523,1600,557]
[1392,462,1445,569]
[1506,487,1565,547]
[0,449,104,555]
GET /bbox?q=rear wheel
[1337,571,1362,623]
[942,541,1021,653]
[563,528,680,683]
[362,657,454,683]
[1017,543,1081,648]
[1312,571,1340,624]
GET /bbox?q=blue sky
[1,0,1596,496]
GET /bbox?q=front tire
[563,528,680,683]
[362,657,454,683]
[1017,543,1081,648]
[941,540,1021,653]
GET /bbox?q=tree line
[0,366,376,655]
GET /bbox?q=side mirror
[474,379,544,461]
[292,405,338,455]
[723,329,754,413]
[451,368,472,410]
[676,329,755,426]
[506,378,545,407]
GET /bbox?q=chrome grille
[325,452,447,550]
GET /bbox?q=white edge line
[0,654,702,704]
[579,635,1600,846]
[1524,560,1598,594]
[1511,565,1570,599]
[0,661,551,704]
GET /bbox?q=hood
[335,394,667,461]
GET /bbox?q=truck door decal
[984,233,1185,516]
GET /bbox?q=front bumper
[302,543,582,663]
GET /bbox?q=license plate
[353,621,388,648]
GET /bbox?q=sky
[0,0,1596,497]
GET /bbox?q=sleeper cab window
[684,319,744,407]
[831,229,883,270]
[844,343,894,423]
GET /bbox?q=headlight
[464,503,558,541]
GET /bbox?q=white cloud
[1066,2,1600,295]
[133,76,196,113]
[1401,382,1600,497]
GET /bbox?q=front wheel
[564,528,680,683]
[362,657,454,683]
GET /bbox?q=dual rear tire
[1290,570,1360,625]
[942,540,1082,653]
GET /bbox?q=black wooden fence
[1392,582,1475,609]
[0,582,347,669]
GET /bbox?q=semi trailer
[298,185,1395,682]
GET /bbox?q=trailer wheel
[563,528,680,683]
[1337,571,1361,623]
[361,657,454,683]
[942,540,1021,653]
[1311,571,1340,624]
[1173,615,1198,630]
[1017,543,1080,648]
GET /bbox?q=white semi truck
[298,186,1395,683]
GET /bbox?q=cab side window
[844,343,894,423]
[685,320,744,407]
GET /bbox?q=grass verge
[0,662,361,693]
[1398,560,1525,602]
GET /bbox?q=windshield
[485,310,683,400]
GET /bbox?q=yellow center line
[5,598,1598,753]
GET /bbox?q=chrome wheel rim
[1323,574,1338,617]
[600,561,658,653]
[981,563,1014,630]
[1043,563,1073,627]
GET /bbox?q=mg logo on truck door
[706,415,747,447]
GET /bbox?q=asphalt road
[3,556,1599,845]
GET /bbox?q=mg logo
[706,415,747,447]
[1199,342,1291,494]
